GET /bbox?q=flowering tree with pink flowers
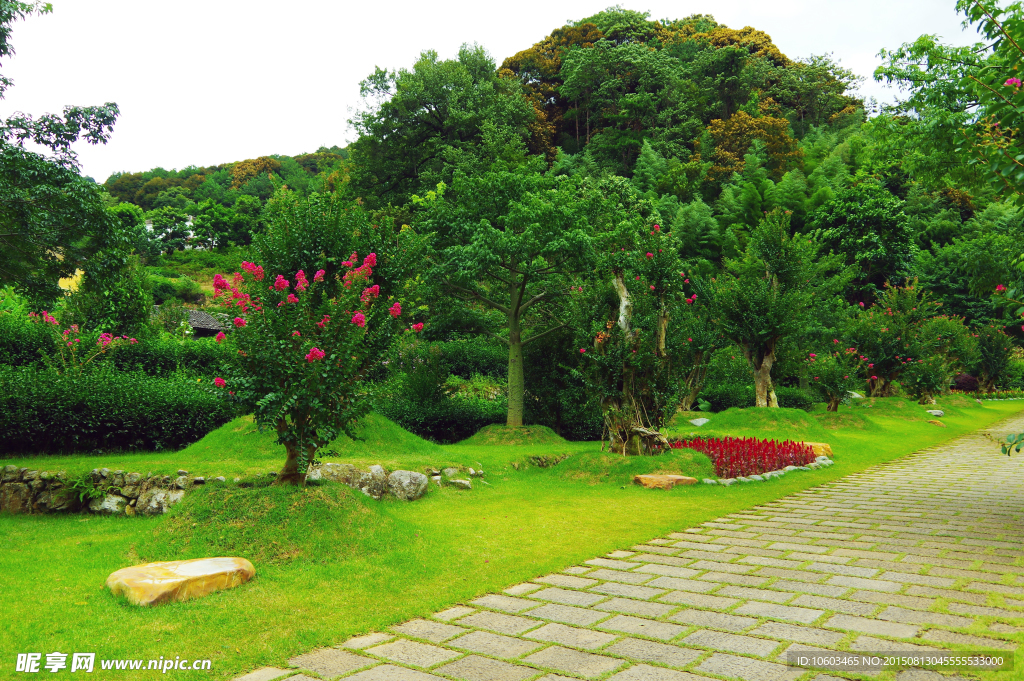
[210,254,413,485]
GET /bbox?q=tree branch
[444,280,510,315]
[482,329,511,347]
[522,323,567,346]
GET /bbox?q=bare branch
[522,323,567,346]
[445,280,510,315]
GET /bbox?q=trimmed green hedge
[0,311,229,377]
[0,365,236,454]
[375,395,507,443]
[699,384,815,412]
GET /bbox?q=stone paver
[454,610,540,635]
[365,639,460,668]
[390,618,467,642]
[605,638,702,667]
[523,645,625,678]
[448,630,543,658]
[681,630,780,657]
[240,415,1024,681]
[526,622,618,649]
[434,655,535,681]
[288,648,372,677]
[233,669,291,681]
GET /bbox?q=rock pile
[0,465,202,516]
[307,463,430,500]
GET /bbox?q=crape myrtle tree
[423,163,596,427]
[0,1,121,305]
[714,209,851,407]
[212,192,428,485]
[845,280,942,397]
[569,218,695,454]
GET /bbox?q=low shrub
[698,384,814,412]
[670,436,815,477]
[0,311,51,367]
[0,365,236,454]
[952,373,980,393]
[375,395,507,443]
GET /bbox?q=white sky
[0,0,982,183]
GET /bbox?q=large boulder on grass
[387,471,429,500]
[106,557,255,606]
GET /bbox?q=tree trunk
[826,398,840,412]
[918,392,936,405]
[275,442,308,486]
[751,350,776,408]
[507,312,525,427]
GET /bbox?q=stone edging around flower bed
[702,455,834,486]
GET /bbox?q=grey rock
[749,474,764,482]
[177,469,188,476]
[432,475,442,487]
[425,467,440,476]
[0,482,32,513]
[849,391,864,398]
[99,468,110,478]
[703,479,718,485]
[450,479,473,490]
[173,475,189,490]
[797,466,811,471]
[737,476,753,483]
[192,477,205,485]
[784,465,798,471]
[358,465,389,500]
[305,467,322,481]
[1,464,20,483]
[720,479,736,486]
[689,418,710,426]
[442,467,460,478]
[807,462,821,469]
[387,470,429,501]
[233,477,241,483]
[470,469,485,478]
[926,409,944,417]
[213,476,226,483]
[136,488,185,515]
[88,494,127,515]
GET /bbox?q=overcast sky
[0,0,982,183]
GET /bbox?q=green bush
[375,395,507,443]
[698,383,814,412]
[776,386,815,411]
[0,311,51,367]
[0,311,229,377]
[0,365,236,454]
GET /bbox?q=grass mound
[552,448,716,485]
[668,407,828,442]
[815,411,879,431]
[319,412,449,469]
[463,424,566,446]
[137,482,405,566]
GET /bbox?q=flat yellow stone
[634,474,698,490]
[805,442,834,458]
[928,420,946,428]
[106,557,255,606]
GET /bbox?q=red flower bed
[670,436,815,478]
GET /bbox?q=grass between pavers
[0,397,1022,679]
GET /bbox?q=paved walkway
[237,415,1024,681]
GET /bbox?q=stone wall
[0,465,206,516]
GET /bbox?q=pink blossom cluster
[295,270,309,292]
[351,312,367,327]
[273,275,290,292]
[1006,77,1022,88]
[305,347,325,362]
[342,253,376,289]
[389,302,401,318]
[411,322,424,333]
[240,261,265,280]
[317,314,330,328]
[214,377,226,388]
[360,285,380,304]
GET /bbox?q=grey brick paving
[234,414,1024,681]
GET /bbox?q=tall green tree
[0,1,120,304]
[348,44,537,207]
[714,209,851,406]
[423,164,596,426]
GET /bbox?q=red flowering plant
[669,436,814,477]
[804,341,866,412]
[210,254,408,485]
[27,310,136,376]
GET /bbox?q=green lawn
[1,396,1022,679]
